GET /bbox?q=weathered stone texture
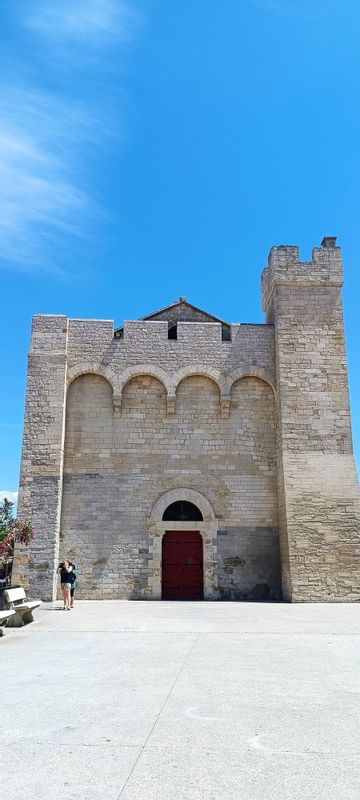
[262,240,360,601]
[217,527,281,600]
[14,238,360,602]
[60,373,278,599]
[67,318,275,378]
[13,316,68,599]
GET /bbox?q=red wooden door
[162,531,204,600]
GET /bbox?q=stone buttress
[13,316,68,599]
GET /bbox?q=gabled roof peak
[114,298,230,338]
[140,298,229,326]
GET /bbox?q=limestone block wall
[217,527,281,600]
[60,372,279,599]
[66,317,275,381]
[13,315,68,599]
[16,307,279,600]
[262,238,360,601]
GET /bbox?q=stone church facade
[14,237,360,602]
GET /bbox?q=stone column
[262,238,360,601]
[13,315,68,600]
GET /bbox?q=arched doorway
[161,499,204,600]
[147,488,219,600]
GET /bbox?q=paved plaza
[1,601,360,799]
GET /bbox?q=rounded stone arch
[66,362,117,393]
[150,488,216,523]
[172,365,226,398]
[226,367,276,397]
[117,364,173,398]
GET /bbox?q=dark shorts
[70,587,75,597]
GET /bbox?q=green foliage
[0,498,15,542]
[0,499,35,562]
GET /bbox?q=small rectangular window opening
[221,324,231,342]
[168,324,177,340]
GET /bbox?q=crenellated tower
[262,237,360,601]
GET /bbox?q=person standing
[59,560,75,610]
[69,563,77,608]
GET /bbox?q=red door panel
[162,531,204,600]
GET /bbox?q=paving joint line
[115,632,200,799]
[9,629,360,636]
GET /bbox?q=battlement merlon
[29,315,69,355]
[261,237,343,315]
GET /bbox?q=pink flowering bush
[0,520,35,561]
[0,499,35,581]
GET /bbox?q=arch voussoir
[117,364,172,396]
[150,488,216,523]
[226,366,276,396]
[66,362,117,393]
[172,365,226,397]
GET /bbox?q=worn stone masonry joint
[220,394,231,419]
[166,393,176,416]
[113,394,122,416]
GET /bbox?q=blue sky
[0,0,359,503]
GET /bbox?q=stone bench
[0,608,16,636]
[4,587,42,627]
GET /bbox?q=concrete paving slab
[119,746,360,800]
[147,651,360,755]
[14,599,360,634]
[1,601,360,799]
[1,742,141,800]
[146,633,360,756]
[1,630,197,747]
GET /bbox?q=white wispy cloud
[0,1,140,273]
[0,90,104,272]
[0,490,18,504]
[24,0,138,47]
